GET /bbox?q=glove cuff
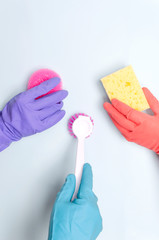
[0,115,13,152]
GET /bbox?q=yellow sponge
[101,65,149,111]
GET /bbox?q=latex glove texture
[104,87,159,153]
[48,163,103,240]
[0,78,68,151]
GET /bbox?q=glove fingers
[57,174,76,202]
[26,78,61,100]
[38,102,63,120]
[142,87,159,114]
[109,114,130,139]
[111,99,145,124]
[41,110,65,130]
[77,163,97,200]
[104,102,136,131]
[33,90,68,110]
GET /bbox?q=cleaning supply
[101,65,149,111]
[27,69,62,98]
[48,163,103,240]
[104,88,159,154]
[0,79,68,152]
[68,113,94,200]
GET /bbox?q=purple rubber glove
[0,77,68,152]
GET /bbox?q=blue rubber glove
[48,163,103,240]
[0,78,68,151]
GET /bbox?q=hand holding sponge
[102,66,159,154]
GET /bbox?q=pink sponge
[27,69,62,98]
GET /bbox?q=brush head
[27,69,62,98]
[68,113,94,138]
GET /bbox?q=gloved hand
[103,87,159,154]
[0,78,68,151]
[48,163,103,240]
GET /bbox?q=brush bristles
[68,113,94,138]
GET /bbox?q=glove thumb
[143,87,159,114]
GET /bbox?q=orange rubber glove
[103,88,159,154]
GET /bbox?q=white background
[0,0,159,240]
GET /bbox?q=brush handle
[72,137,84,201]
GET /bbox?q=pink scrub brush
[68,113,94,200]
[27,69,62,98]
